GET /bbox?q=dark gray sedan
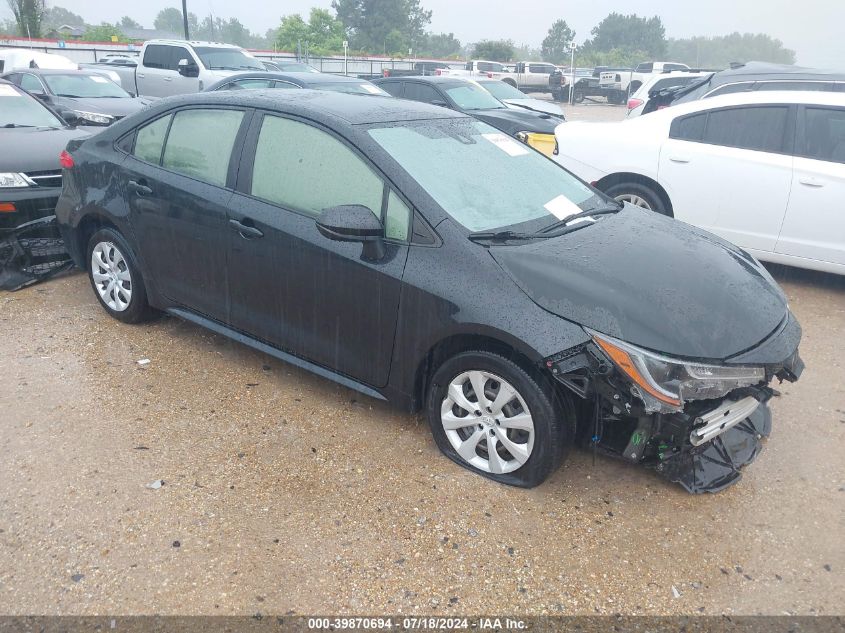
[0,69,149,126]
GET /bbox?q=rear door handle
[668,156,690,164]
[229,218,264,239]
[799,176,824,188]
[127,179,152,196]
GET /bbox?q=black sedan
[204,71,390,96]
[1,69,148,126]
[373,76,562,155]
[55,90,802,492]
[0,79,89,233]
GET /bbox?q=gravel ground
[1,102,843,616]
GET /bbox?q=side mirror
[59,109,79,125]
[316,204,385,261]
[431,99,450,108]
[177,58,199,77]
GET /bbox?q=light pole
[181,0,190,39]
[569,41,576,106]
[343,40,349,76]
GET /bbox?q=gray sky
[4,0,843,67]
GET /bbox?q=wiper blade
[537,204,622,235]
[2,123,34,128]
[468,230,538,243]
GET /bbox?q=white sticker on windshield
[544,194,584,220]
[0,84,21,97]
[361,84,382,94]
[482,133,529,157]
[90,75,109,83]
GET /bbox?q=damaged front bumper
[545,320,804,493]
[0,216,74,291]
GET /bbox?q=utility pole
[343,40,349,76]
[181,0,190,39]
[569,41,576,106]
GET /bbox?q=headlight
[515,131,529,144]
[73,110,114,125]
[590,331,765,409]
[0,173,32,188]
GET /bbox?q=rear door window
[403,82,442,104]
[161,109,244,186]
[378,81,404,97]
[702,106,790,153]
[670,112,707,142]
[142,45,169,69]
[800,107,845,164]
[133,115,172,164]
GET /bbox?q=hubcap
[440,370,534,475]
[614,193,652,210]
[91,241,132,312]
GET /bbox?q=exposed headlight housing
[73,110,114,125]
[590,331,765,412]
[0,172,32,188]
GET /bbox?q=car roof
[145,39,243,49]
[714,61,845,81]
[149,88,468,125]
[374,76,472,87]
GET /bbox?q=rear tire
[603,181,670,216]
[573,89,585,104]
[86,228,156,323]
[426,351,574,488]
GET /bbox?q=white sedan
[553,91,845,275]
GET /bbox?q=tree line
[3,0,797,68]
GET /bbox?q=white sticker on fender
[544,194,584,220]
[482,133,529,157]
[90,75,109,83]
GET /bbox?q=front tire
[603,181,669,216]
[426,351,573,487]
[87,228,155,323]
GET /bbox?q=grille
[24,170,63,188]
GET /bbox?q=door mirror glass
[59,109,79,125]
[177,58,199,77]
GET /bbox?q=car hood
[471,107,559,135]
[0,126,90,173]
[503,98,564,118]
[489,206,788,360]
[54,96,149,118]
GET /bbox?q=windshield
[477,80,526,100]
[0,83,63,127]
[314,81,389,96]
[278,63,319,73]
[444,84,506,111]
[368,119,602,233]
[194,47,264,71]
[43,74,129,98]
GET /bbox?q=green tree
[472,39,515,62]
[119,16,141,30]
[418,32,461,58]
[667,32,796,68]
[6,0,45,37]
[541,19,575,64]
[588,12,666,59]
[275,9,345,55]
[154,7,186,34]
[42,5,84,30]
[82,22,127,42]
[332,0,431,54]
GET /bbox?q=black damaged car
[55,90,803,492]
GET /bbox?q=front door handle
[164,76,173,82]
[229,218,264,239]
[668,155,691,164]
[127,179,152,196]
[799,176,824,188]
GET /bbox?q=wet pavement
[1,104,843,616]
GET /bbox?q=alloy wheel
[614,193,652,210]
[91,241,132,312]
[440,370,535,474]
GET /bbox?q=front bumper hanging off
[547,338,804,494]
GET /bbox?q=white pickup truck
[97,40,265,98]
[599,61,690,104]
[436,60,512,82]
[509,61,559,93]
